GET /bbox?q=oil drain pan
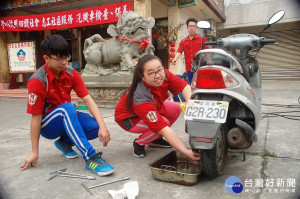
[149,150,202,185]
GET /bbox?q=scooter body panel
[187,120,222,149]
[190,65,262,131]
[187,52,262,150]
[192,10,284,177]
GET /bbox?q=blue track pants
[40,103,98,161]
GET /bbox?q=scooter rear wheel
[201,124,228,178]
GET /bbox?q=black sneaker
[148,138,172,148]
[133,139,145,158]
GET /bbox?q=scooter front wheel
[201,124,228,178]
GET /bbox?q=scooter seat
[196,55,250,81]
[199,55,231,68]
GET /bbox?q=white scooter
[184,11,285,178]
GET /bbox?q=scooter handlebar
[260,39,276,45]
[204,41,218,45]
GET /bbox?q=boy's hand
[19,152,39,171]
[98,127,110,147]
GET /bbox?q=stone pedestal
[81,72,132,108]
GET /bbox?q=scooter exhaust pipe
[227,127,252,149]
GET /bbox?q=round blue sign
[224,176,243,193]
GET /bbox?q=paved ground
[0,80,299,199]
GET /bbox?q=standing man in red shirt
[20,35,114,176]
[172,18,209,84]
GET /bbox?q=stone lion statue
[83,11,155,75]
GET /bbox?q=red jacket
[27,64,89,116]
[115,69,188,133]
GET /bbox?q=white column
[134,0,151,18]
[167,3,183,75]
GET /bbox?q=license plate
[184,100,229,123]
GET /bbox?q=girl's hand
[185,150,201,161]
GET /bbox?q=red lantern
[169,42,175,47]
[170,53,175,58]
[170,48,175,52]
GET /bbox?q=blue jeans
[186,71,194,84]
[40,103,98,161]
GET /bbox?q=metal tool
[49,168,67,175]
[81,176,130,195]
[59,174,95,180]
[48,168,95,181]
[177,95,186,113]
[48,168,67,181]
[178,94,183,104]
[48,173,60,181]
[57,171,95,179]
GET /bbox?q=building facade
[217,0,300,80]
[0,0,225,90]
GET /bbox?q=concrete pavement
[0,80,299,199]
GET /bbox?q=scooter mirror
[259,10,285,37]
[197,21,211,29]
[268,10,285,25]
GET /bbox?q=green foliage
[261,150,277,157]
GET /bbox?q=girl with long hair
[114,54,200,161]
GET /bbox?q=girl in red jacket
[115,54,200,161]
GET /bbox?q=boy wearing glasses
[172,18,209,84]
[114,54,200,161]
[20,34,114,176]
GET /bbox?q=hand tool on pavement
[81,176,130,195]
[58,174,95,180]
[48,168,67,181]
[49,168,67,175]
[57,171,95,179]
[48,168,95,181]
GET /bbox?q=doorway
[152,18,169,68]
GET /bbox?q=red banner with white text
[0,1,133,32]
